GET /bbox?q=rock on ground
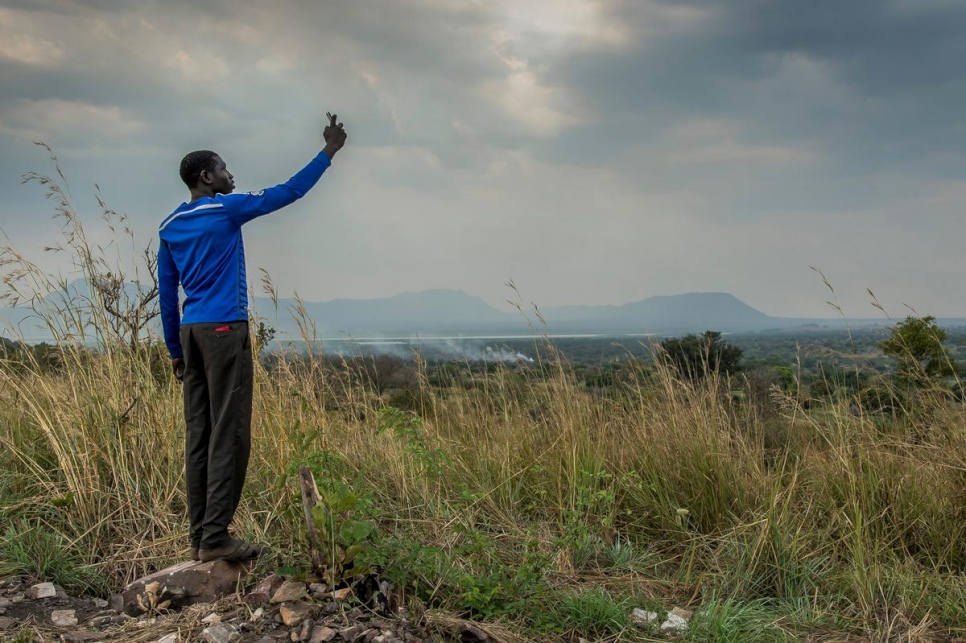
[111,560,252,616]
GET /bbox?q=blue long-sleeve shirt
[158,151,331,359]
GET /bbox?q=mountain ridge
[254,288,794,336]
[0,282,941,342]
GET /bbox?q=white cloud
[0,99,143,142]
[168,49,230,82]
[0,30,64,66]
[0,8,64,66]
[495,0,631,48]
[667,119,816,165]
[255,54,297,73]
[477,65,579,139]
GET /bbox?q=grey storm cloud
[0,0,509,152]
[0,0,965,318]
[537,0,966,174]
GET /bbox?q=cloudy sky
[0,0,964,319]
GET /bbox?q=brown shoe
[198,538,263,562]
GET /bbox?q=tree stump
[299,465,326,579]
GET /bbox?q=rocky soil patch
[0,572,516,643]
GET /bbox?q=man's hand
[323,112,347,158]
[172,357,185,382]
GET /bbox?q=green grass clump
[0,519,108,595]
[550,586,636,639]
[686,596,791,643]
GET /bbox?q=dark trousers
[180,321,253,550]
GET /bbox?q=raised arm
[222,112,348,226]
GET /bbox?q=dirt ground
[0,574,513,643]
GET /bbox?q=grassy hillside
[1,162,965,641]
[2,320,966,641]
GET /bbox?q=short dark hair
[179,150,220,188]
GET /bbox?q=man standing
[158,113,347,562]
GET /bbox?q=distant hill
[1,281,940,343]
[257,289,782,336]
[542,292,771,332]
[261,289,517,336]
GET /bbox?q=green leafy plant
[379,525,551,620]
[300,451,377,587]
[658,330,743,381]
[377,406,449,480]
[312,480,375,586]
[880,315,957,384]
[447,526,551,618]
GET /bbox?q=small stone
[252,607,265,621]
[28,582,57,599]
[92,598,109,608]
[308,583,327,597]
[670,607,693,620]
[331,587,352,601]
[246,574,286,606]
[0,617,17,630]
[340,625,364,641]
[279,602,315,627]
[660,612,689,634]
[271,580,308,604]
[155,634,180,643]
[202,613,223,624]
[630,608,660,626]
[51,609,79,627]
[296,618,314,641]
[87,615,114,627]
[309,626,336,643]
[458,624,488,642]
[0,598,11,608]
[202,623,240,643]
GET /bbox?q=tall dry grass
[1,151,965,640]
